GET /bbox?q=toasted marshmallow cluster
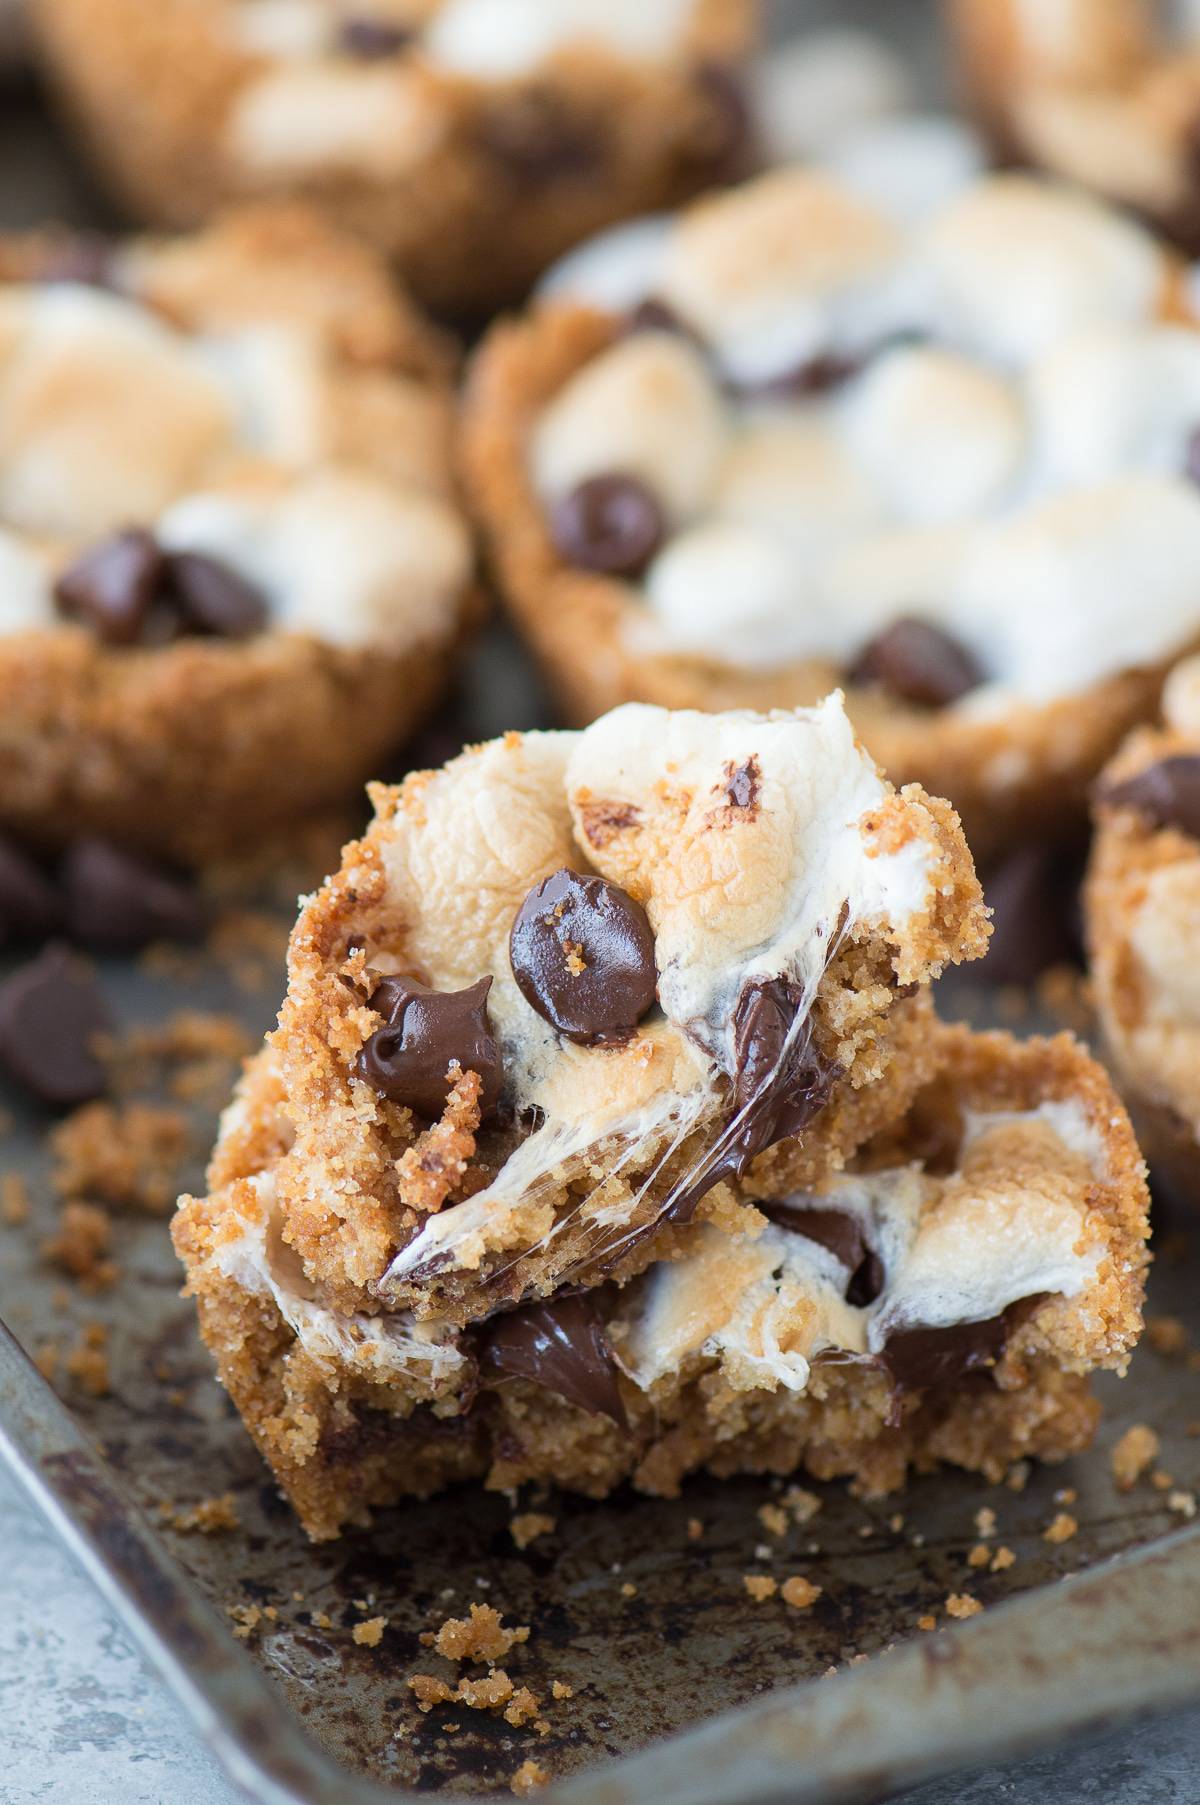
[535,169,1200,707]
[228,0,707,178]
[0,275,469,650]
[373,696,951,1284]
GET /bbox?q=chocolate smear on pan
[480,1293,627,1427]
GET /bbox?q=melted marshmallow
[381,697,942,1285]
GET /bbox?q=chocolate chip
[850,617,984,709]
[0,944,110,1107]
[1100,755,1200,840]
[338,16,412,56]
[481,1293,628,1426]
[61,839,207,951]
[550,475,665,578]
[167,553,268,640]
[0,835,63,943]
[356,975,502,1119]
[55,530,165,646]
[724,757,761,813]
[477,91,599,186]
[980,843,1083,986]
[760,1199,884,1306]
[669,981,838,1223]
[510,868,656,1046]
[880,1314,1008,1396]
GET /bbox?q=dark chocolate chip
[669,981,839,1223]
[338,16,412,57]
[55,529,165,646]
[724,756,761,813]
[758,1199,884,1306]
[850,617,984,709]
[0,835,63,943]
[980,843,1083,986]
[61,839,207,951]
[880,1312,1008,1395]
[550,474,665,579]
[481,1293,627,1426]
[510,867,656,1046]
[167,552,268,640]
[476,91,599,185]
[1100,755,1200,840]
[0,943,110,1106]
[624,298,697,342]
[356,975,502,1119]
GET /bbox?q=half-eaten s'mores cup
[176,695,1042,1537]
[0,210,475,864]
[1087,653,1200,1200]
[465,166,1200,857]
[949,0,1200,250]
[30,0,755,316]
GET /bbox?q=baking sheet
[3,4,1200,1798]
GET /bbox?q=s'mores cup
[175,696,994,1535]
[949,0,1200,248]
[1087,654,1200,1200]
[30,0,755,318]
[0,209,476,865]
[465,166,1200,858]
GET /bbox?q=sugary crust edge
[461,300,1186,859]
[31,0,756,314]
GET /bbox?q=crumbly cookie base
[462,301,1189,860]
[174,1026,1149,1539]
[32,0,755,315]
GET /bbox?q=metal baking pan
[5,3,1200,1798]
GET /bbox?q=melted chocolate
[878,1295,1047,1424]
[850,617,984,709]
[480,1293,627,1427]
[1100,755,1200,840]
[355,974,502,1119]
[759,1200,885,1307]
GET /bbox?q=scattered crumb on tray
[51,1101,189,1214]
[781,1576,822,1611]
[917,1614,937,1632]
[758,1502,789,1538]
[1,1173,29,1224]
[1006,1462,1031,1493]
[65,1321,110,1396]
[1043,1512,1079,1544]
[784,1486,822,1524]
[743,1575,777,1601]
[686,1517,704,1541]
[353,1617,387,1647]
[422,1603,529,1666]
[1169,1490,1198,1519]
[511,1758,549,1795]
[945,1593,983,1620]
[1112,1424,1160,1490]
[991,1546,1016,1572]
[551,1679,573,1700]
[42,1201,117,1291]
[1147,1316,1189,1357]
[974,1506,997,1539]
[510,1512,556,1550]
[967,1543,991,1568]
[160,1492,239,1534]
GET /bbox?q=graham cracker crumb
[159,1492,239,1534]
[686,1517,704,1541]
[1044,1512,1078,1544]
[511,1758,549,1796]
[42,1201,117,1292]
[510,1512,555,1551]
[503,1686,540,1727]
[228,1604,262,1640]
[785,1486,822,1524]
[426,1603,529,1666]
[1006,1462,1031,1493]
[743,1575,777,1602]
[781,1576,822,1611]
[758,1502,789,1538]
[410,1674,454,1711]
[353,1617,387,1647]
[34,1342,58,1383]
[619,1582,638,1599]
[311,1611,332,1630]
[1,1173,30,1224]
[991,1546,1016,1572]
[967,1543,991,1568]
[551,1680,573,1700]
[1112,1424,1160,1490]
[65,1320,110,1396]
[917,1614,937,1632]
[974,1506,997,1539]
[51,1101,189,1214]
[1168,1490,1197,1519]
[1151,1469,1175,1491]
[946,1593,983,1620]
[1147,1316,1188,1357]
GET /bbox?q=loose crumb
[743,1575,777,1602]
[353,1617,387,1647]
[51,1101,189,1214]
[784,1486,822,1525]
[410,1675,454,1710]
[510,1512,555,1551]
[686,1517,704,1541]
[781,1576,822,1611]
[1147,1316,1188,1357]
[758,1502,789,1538]
[1053,1487,1078,1506]
[1,1172,30,1224]
[503,1687,541,1728]
[1151,1469,1175,1491]
[228,1604,263,1641]
[551,1680,573,1701]
[42,1201,117,1291]
[974,1506,997,1539]
[967,1543,991,1569]
[917,1614,937,1632]
[1168,1490,1197,1519]
[619,1582,637,1599]
[1006,1462,1031,1494]
[65,1320,110,1396]
[1043,1512,1078,1544]
[511,1759,549,1796]
[991,1546,1016,1573]
[425,1603,529,1666]
[946,1593,983,1620]
[1111,1424,1160,1490]
[159,1493,239,1535]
